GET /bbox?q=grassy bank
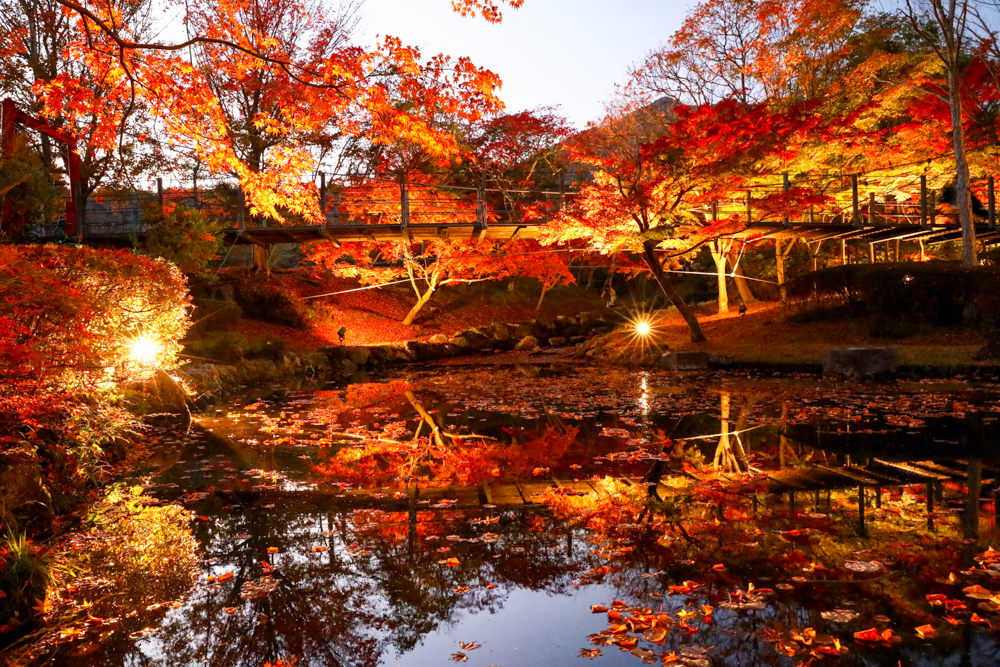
[646,301,992,368]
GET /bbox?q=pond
[18,354,1000,666]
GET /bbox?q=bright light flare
[129,336,161,366]
[634,319,652,337]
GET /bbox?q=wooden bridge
[27,171,1000,250]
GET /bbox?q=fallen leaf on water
[971,613,992,627]
[591,605,608,613]
[712,563,726,571]
[821,609,859,623]
[312,546,328,553]
[449,652,468,662]
[216,571,234,582]
[458,641,481,650]
[267,547,279,554]
[661,652,680,663]
[963,584,993,599]
[446,557,460,567]
[915,624,935,639]
[578,648,602,659]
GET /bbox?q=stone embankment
[176,311,620,407]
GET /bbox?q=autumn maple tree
[309,237,573,326]
[3,0,525,226]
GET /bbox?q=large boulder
[428,334,449,344]
[514,335,539,351]
[345,346,371,367]
[147,370,192,425]
[0,447,53,532]
[824,347,899,378]
[659,351,709,371]
[492,322,513,342]
[514,322,538,339]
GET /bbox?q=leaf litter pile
[11,363,1000,666]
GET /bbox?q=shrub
[785,262,1000,327]
[234,277,309,329]
[0,245,191,441]
[187,299,242,337]
[244,334,288,361]
[142,203,224,278]
[185,332,248,363]
[0,532,51,636]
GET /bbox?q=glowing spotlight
[634,320,652,337]
[129,336,160,366]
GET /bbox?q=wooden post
[927,482,935,532]
[477,171,488,228]
[858,486,867,537]
[990,176,996,229]
[783,173,790,226]
[920,174,927,227]
[746,189,752,224]
[319,172,327,226]
[237,186,245,231]
[399,172,410,228]
[868,242,875,264]
[851,175,860,226]
[869,192,876,225]
[156,177,164,211]
[841,239,847,264]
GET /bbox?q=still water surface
[32,355,1000,666]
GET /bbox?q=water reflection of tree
[131,503,597,667]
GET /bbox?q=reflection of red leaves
[971,613,993,627]
[854,627,894,644]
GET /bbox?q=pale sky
[358,0,693,129]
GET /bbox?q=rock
[341,359,358,375]
[147,370,192,425]
[428,334,449,344]
[529,346,542,354]
[975,329,1000,360]
[548,336,567,347]
[824,347,899,378]
[0,447,53,532]
[516,364,542,378]
[659,351,709,371]
[514,322,537,339]
[448,336,470,348]
[707,354,734,369]
[492,322,512,342]
[345,346,371,367]
[570,336,587,345]
[514,335,538,351]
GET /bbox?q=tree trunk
[536,284,548,312]
[728,247,757,304]
[947,66,978,267]
[641,241,706,342]
[775,239,788,304]
[709,241,729,314]
[403,286,435,326]
[252,243,271,275]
